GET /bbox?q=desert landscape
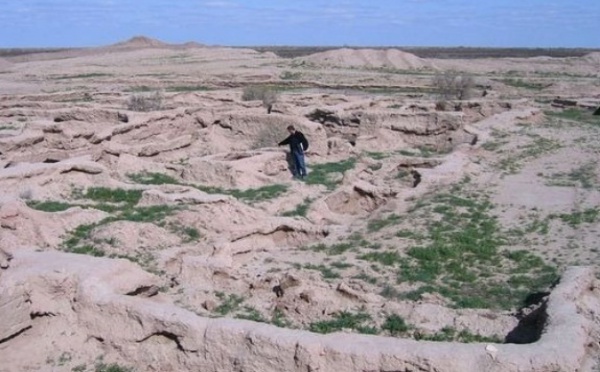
[0,36,599,371]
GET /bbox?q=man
[278,125,309,179]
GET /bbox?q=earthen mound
[109,36,170,49]
[299,48,436,70]
[582,52,600,64]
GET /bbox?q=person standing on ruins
[278,125,309,179]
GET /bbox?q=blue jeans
[291,150,307,178]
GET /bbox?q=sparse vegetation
[127,91,163,112]
[367,214,403,232]
[303,263,341,279]
[308,242,353,255]
[280,71,302,80]
[94,361,133,372]
[551,207,600,228]
[53,73,112,80]
[241,85,279,113]
[127,172,288,203]
[381,314,409,336]
[0,124,18,130]
[395,187,558,310]
[545,108,600,127]
[496,134,562,174]
[281,198,312,217]
[310,311,377,335]
[305,158,357,190]
[214,292,245,315]
[236,306,268,323]
[76,187,143,205]
[543,162,597,189]
[166,85,211,92]
[432,70,474,101]
[499,78,549,90]
[414,327,503,343]
[27,200,75,212]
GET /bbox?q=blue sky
[1,0,598,48]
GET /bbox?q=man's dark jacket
[279,132,309,153]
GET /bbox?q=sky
[0,0,599,48]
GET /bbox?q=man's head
[287,125,296,134]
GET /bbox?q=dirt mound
[299,48,436,70]
[109,36,170,49]
[582,52,600,64]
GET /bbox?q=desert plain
[0,37,600,371]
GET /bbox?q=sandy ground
[0,37,599,371]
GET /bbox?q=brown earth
[0,37,599,372]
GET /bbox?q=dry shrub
[242,85,279,113]
[127,91,163,112]
[432,70,474,101]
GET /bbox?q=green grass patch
[128,171,288,203]
[415,326,503,343]
[235,306,268,323]
[367,213,403,232]
[551,207,600,228]
[127,172,180,185]
[27,200,76,212]
[281,198,312,217]
[496,134,562,174]
[358,251,402,266]
[76,187,143,205]
[543,162,597,189]
[166,85,212,92]
[227,184,288,202]
[305,158,356,190]
[303,264,340,279]
[353,272,378,285]
[381,314,409,336]
[214,292,245,315]
[126,85,155,93]
[94,360,133,372]
[365,151,389,160]
[309,311,377,335]
[271,308,293,328]
[308,242,353,256]
[53,73,112,80]
[396,190,558,310]
[499,78,549,90]
[545,108,600,127]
